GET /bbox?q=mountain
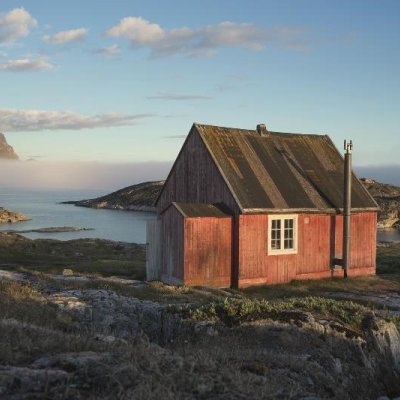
[360,178,400,229]
[65,178,400,229]
[0,133,19,160]
[63,181,165,212]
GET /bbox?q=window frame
[267,214,298,255]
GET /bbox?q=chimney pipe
[256,123,269,136]
[343,140,353,278]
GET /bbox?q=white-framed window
[268,214,298,255]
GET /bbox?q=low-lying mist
[0,160,399,193]
[0,160,173,191]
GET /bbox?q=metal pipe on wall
[343,140,353,278]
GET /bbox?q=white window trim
[267,214,298,255]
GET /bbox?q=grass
[0,233,146,279]
[175,296,372,330]
[377,241,400,273]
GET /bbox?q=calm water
[0,187,155,243]
[1,187,399,244]
[377,229,400,242]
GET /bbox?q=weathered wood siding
[334,212,377,274]
[146,218,161,280]
[184,217,232,288]
[157,127,240,214]
[237,212,377,287]
[161,206,184,285]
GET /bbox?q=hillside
[63,181,165,212]
[65,178,400,229]
[360,178,400,228]
[0,133,19,160]
[0,233,399,398]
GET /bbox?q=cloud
[0,108,154,132]
[44,27,88,44]
[0,58,55,71]
[106,16,308,57]
[147,92,212,101]
[93,44,121,57]
[0,8,37,44]
[214,83,236,92]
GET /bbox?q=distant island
[62,181,164,212]
[64,178,400,230]
[3,226,94,234]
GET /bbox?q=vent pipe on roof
[343,140,353,278]
[256,123,269,136]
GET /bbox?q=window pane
[284,219,293,229]
[272,220,281,230]
[271,239,280,249]
[284,239,294,249]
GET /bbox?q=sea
[0,187,399,243]
[0,187,156,243]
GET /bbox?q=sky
[0,0,399,189]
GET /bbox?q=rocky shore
[0,207,30,224]
[360,178,400,229]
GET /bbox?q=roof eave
[242,207,380,215]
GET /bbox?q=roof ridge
[194,123,327,138]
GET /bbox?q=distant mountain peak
[0,133,19,160]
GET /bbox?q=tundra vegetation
[0,232,399,399]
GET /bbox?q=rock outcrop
[360,178,400,229]
[0,208,30,224]
[63,181,164,212]
[0,133,18,160]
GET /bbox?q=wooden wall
[146,218,161,280]
[334,212,377,274]
[157,127,240,214]
[161,206,184,285]
[184,216,232,288]
[237,212,377,287]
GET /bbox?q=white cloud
[107,17,164,44]
[0,8,37,44]
[94,44,121,57]
[0,108,154,132]
[0,58,55,71]
[106,16,308,57]
[44,27,88,44]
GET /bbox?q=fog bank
[0,160,172,191]
[0,161,399,192]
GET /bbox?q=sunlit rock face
[0,133,19,160]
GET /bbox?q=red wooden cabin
[150,123,378,288]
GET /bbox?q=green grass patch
[176,296,370,329]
